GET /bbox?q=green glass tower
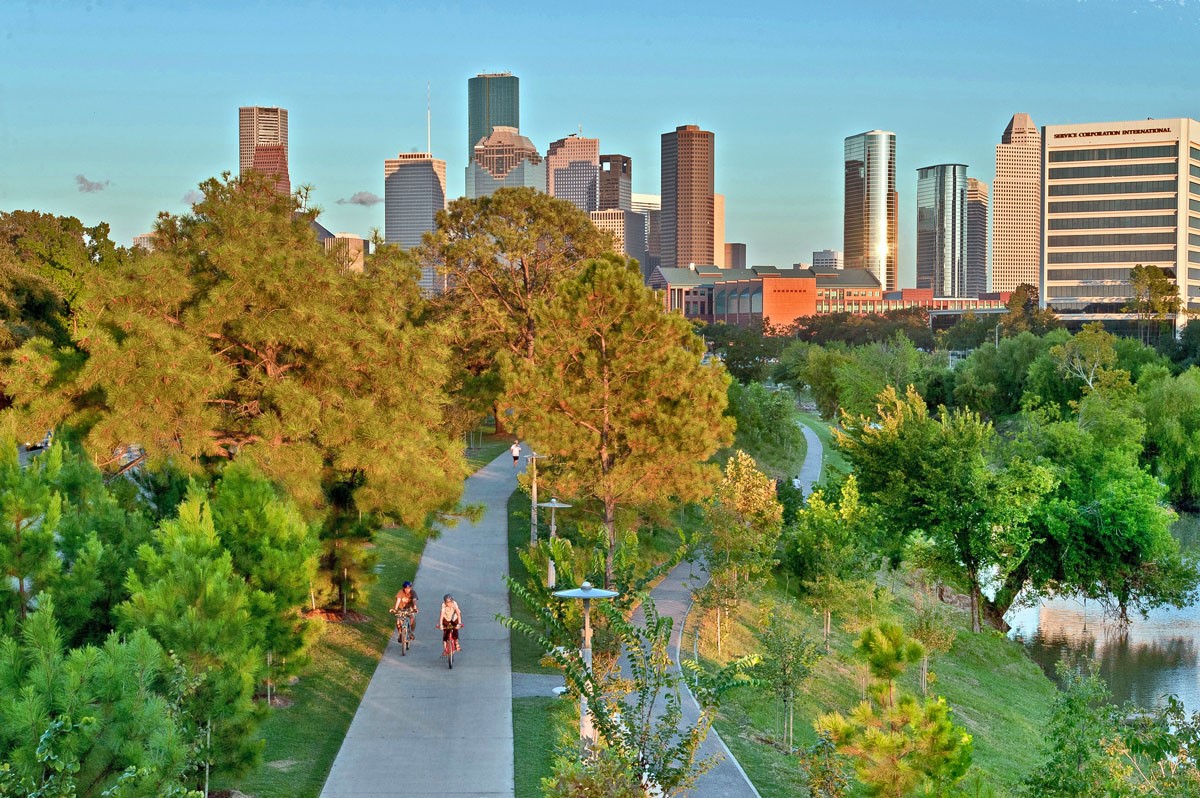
[467,72,519,163]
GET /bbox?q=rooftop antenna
[426,81,432,156]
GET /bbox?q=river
[1006,514,1200,714]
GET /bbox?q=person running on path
[392,581,419,637]
[510,440,521,467]
[437,594,463,653]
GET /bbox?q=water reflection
[1006,515,1200,714]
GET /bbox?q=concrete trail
[320,450,520,798]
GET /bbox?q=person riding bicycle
[392,581,419,639]
[437,593,463,653]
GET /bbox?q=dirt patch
[266,759,300,772]
[304,609,370,623]
[210,791,254,798]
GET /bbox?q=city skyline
[2,1,1198,285]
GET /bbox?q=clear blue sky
[2,0,1197,287]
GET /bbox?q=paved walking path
[635,419,826,797]
[320,450,520,798]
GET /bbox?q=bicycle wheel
[400,619,409,655]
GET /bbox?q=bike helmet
[443,594,454,601]
[402,581,412,588]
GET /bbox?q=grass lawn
[687,571,1056,797]
[513,696,575,798]
[467,432,513,472]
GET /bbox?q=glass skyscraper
[467,73,519,163]
[916,163,968,297]
[844,130,898,290]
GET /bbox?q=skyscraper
[1041,117,1199,332]
[844,130,898,289]
[812,250,844,270]
[546,134,599,212]
[993,113,1041,291]
[966,178,989,298]
[725,243,747,270]
[599,155,632,211]
[661,124,715,269]
[239,106,289,195]
[385,152,447,290]
[632,193,661,273]
[916,163,967,296]
[467,73,519,163]
[590,210,649,279]
[713,193,726,267]
[466,126,545,199]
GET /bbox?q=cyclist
[392,581,419,639]
[437,593,463,654]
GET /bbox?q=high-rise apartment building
[812,249,844,270]
[546,134,599,212]
[1042,118,1200,331]
[384,152,447,291]
[466,127,545,199]
[632,193,661,273]
[916,164,968,297]
[239,106,289,195]
[599,155,632,211]
[323,233,370,273]
[844,130,898,289]
[467,73,519,162]
[993,114,1042,291]
[661,125,715,269]
[726,243,747,270]
[966,178,989,298]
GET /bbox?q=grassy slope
[219,429,505,798]
[513,697,575,798]
[693,573,1055,797]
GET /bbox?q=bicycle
[439,623,461,669]
[391,608,416,656]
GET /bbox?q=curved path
[320,450,519,798]
[634,418,825,797]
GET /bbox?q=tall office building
[993,113,1042,291]
[632,193,661,272]
[239,106,289,195]
[385,152,447,291]
[1042,118,1200,331]
[966,178,989,297]
[466,127,545,199]
[590,210,649,278]
[844,130,898,289]
[713,194,726,267]
[467,73,519,162]
[323,233,370,273]
[916,164,968,296]
[546,134,599,212]
[725,243,747,270]
[599,155,632,211]
[661,124,715,269]
[812,249,844,270]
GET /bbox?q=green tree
[700,320,786,384]
[0,602,195,797]
[833,336,926,418]
[0,441,63,630]
[907,594,957,698]
[854,622,924,708]
[1124,264,1181,347]
[783,476,875,650]
[3,173,466,608]
[118,494,262,780]
[1139,367,1200,509]
[953,330,1068,418]
[1050,322,1118,392]
[723,382,805,480]
[754,613,821,752]
[419,187,610,429]
[775,341,852,419]
[503,258,733,587]
[1001,283,1061,337]
[208,461,319,680]
[1018,371,1198,621]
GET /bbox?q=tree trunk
[823,607,831,653]
[603,497,616,589]
[492,401,507,436]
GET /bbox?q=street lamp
[536,498,572,588]
[553,581,619,751]
[526,452,542,546]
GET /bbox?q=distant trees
[1124,264,1181,347]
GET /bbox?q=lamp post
[553,581,619,752]
[536,498,572,588]
[526,452,542,546]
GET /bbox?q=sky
[2,0,1198,287]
